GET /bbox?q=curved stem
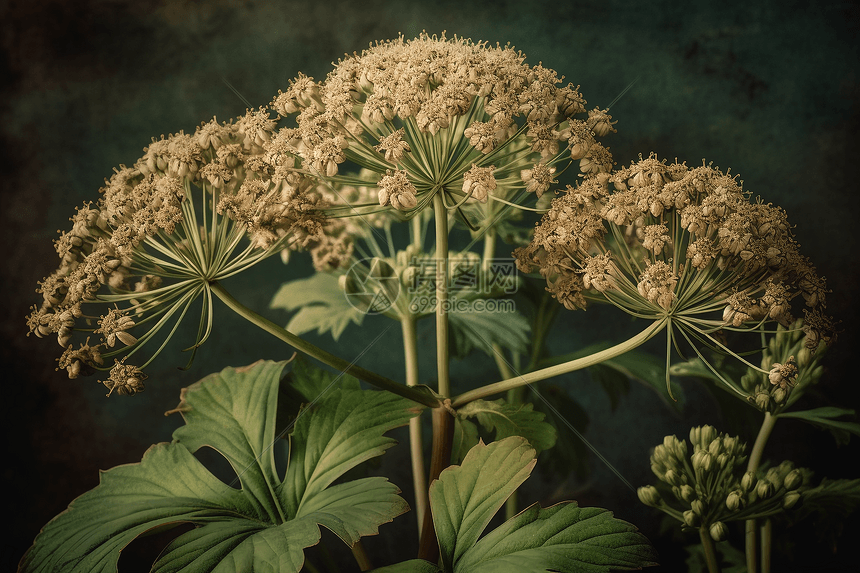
[209,281,440,408]
[451,318,667,408]
[744,412,777,573]
[700,526,721,573]
[402,315,428,541]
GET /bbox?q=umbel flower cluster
[271,32,616,224]
[24,111,361,395]
[515,154,836,393]
[638,426,809,541]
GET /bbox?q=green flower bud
[726,490,745,511]
[755,392,771,412]
[783,491,801,509]
[662,435,687,459]
[796,345,812,368]
[741,368,761,392]
[717,453,730,469]
[692,450,714,473]
[691,499,707,516]
[710,521,729,542]
[690,426,718,450]
[637,485,662,506]
[683,509,700,527]
[664,469,684,487]
[810,365,824,383]
[741,471,757,492]
[772,386,788,405]
[680,484,697,503]
[783,469,803,491]
[756,480,775,499]
[708,438,722,457]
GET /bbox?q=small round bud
[680,485,697,503]
[710,521,729,542]
[683,509,700,528]
[637,485,661,507]
[783,491,801,509]
[755,392,771,411]
[756,480,775,500]
[726,490,745,511]
[783,469,803,491]
[741,471,757,492]
[691,499,707,516]
[772,386,788,405]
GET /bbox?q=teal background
[2,0,858,570]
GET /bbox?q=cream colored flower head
[515,153,835,354]
[27,112,336,395]
[276,32,614,226]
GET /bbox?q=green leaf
[429,437,656,573]
[790,478,860,545]
[451,417,480,465]
[430,438,536,571]
[270,273,365,341]
[448,307,529,359]
[370,560,442,572]
[455,502,658,573]
[778,407,860,445]
[456,398,556,454]
[20,360,421,573]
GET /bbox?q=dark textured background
[2,0,859,571]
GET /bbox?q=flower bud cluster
[740,320,828,413]
[638,426,809,539]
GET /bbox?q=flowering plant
[20,34,857,573]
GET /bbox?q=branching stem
[209,281,440,408]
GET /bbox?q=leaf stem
[402,315,428,541]
[451,318,667,408]
[209,281,440,408]
[745,412,777,573]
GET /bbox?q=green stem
[451,318,667,408]
[416,192,454,563]
[401,315,428,541]
[700,526,721,573]
[209,281,440,408]
[761,519,772,573]
[433,193,450,398]
[351,540,373,572]
[745,412,777,573]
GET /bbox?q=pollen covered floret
[515,152,836,352]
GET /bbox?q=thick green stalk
[209,281,440,408]
[700,527,721,573]
[433,193,450,398]
[451,318,667,408]
[417,193,454,563]
[401,315,428,540]
[745,412,778,573]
